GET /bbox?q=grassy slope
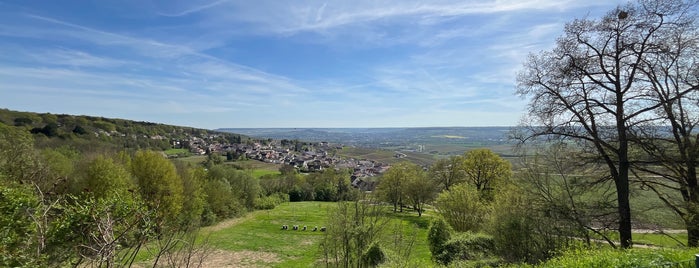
[202,201,434,267]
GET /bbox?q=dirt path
[135,212,282,268]
[201,213,254,233]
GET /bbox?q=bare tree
[517,143,618,247]
[515,0,694,247]
[429,156,466,191]
[630,0,699,246]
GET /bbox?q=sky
[0,0,625,129]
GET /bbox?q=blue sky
[0,0,623,128]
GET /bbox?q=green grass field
[203,202,333,267]
[196,201,434,267]
[164,148,190,156]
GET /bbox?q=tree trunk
[687,163,698,247]
[616,103,632,248]
[687,173,699,247]
[615,171,632,248]
[686,211,699,247]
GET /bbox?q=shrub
[489,185,561,264]
[362,242,386,267]
[254,193,288,210]
[434,232,498,266]
[427,217,452,258]
[434,183,489,232]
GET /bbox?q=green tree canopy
[83,155,134,198]
[130,150,184,224]
[462,149,511,198]
[434,183,489,232]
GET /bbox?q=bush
[362,242,386,267]
[427,217,452,258]
[254,193,288,210]
[0,186,40,267]
[489,186,562,264]
[434,232,498,266]
[434,183,489,232]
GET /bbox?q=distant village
[171,133,387,191]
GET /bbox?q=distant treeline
[0,108,246,152]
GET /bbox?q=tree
[429,155,466,191]
[177,163,206,228]
[376,162,422,213]
[130,150,184,225]
[319,198,389,268]
[515,1,692,247]
[72,125,87,135]
[427,217,453,259]
[517,143,618,248]
[0,124,44,185]
[83,156,134,199]
[462,149,511,198]
[13,117,33,127]
[0,186,41,267]
[434,183,489,232]
[403,168,437,216]
[625,0,699,246]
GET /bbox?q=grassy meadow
[136,201,435,267]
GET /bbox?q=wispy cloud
[0,0,627,128]
[193,0,614,36]
[158,0,231,17]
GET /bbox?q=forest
[2,0,699,267]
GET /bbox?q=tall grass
[519,248,697,268]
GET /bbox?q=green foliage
[0,186,40,267]
[427,217,452,258]
[434,183,489,232]
[429,155,466,191]
[0,108,248,156]
[433,232,498,266]
[362,242,386,267]
[178,165,206,228]
[0,123,43,184]
[254,192,288,210]
[83,155,134,198]
[131,150,184,224]
[72,125,87,135]
[376,161,430,214]
[320,199,389,267]
[207,165,259,211]
[462,148,511,199]
[31,123,60,137]
[53,193,151,267]
[489,185,562,264]
[13,117,33,126]
[530,248,697,268]
[94,120,116,132]
[403,168,437,217]
[42,146,80,182]
[306,168,356,202]
[203,178,240,221]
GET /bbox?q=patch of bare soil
[202,214,251,232]
[199,249,281,267]
[132,249,281,268]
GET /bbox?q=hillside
[0,108,246,153]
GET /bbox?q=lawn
[164,148,190,156]
[203,202,334,267]
[199,201,435,267]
